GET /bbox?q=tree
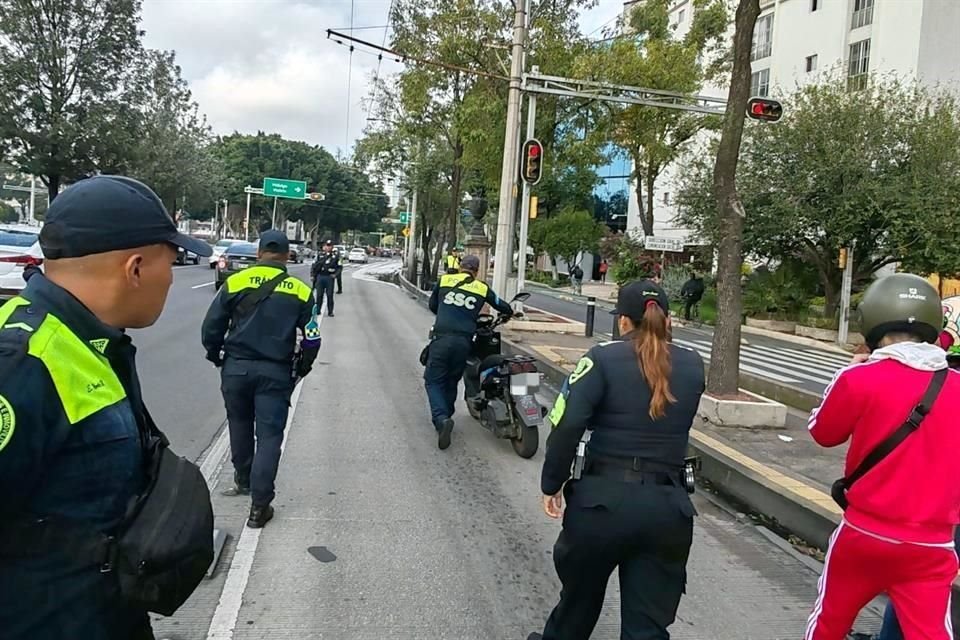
[0,201,17,223]
[127,49,223,216]
[706,0,759,397]
[573,0,727,236]
[531,207,605,273]
[0,0,144,200]
[677,77,960,315]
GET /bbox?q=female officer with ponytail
[535,280,706,640]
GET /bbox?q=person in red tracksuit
[806,273,960,640]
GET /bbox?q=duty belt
[584,454,683,486]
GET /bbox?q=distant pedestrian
[680,271,705,321]
[312,241,340,317]
[598,259,608,283]
[570,264,584,296]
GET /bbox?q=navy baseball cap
[461,255,480,272]
[259,230,289,254]
[610,280,670,321]
[39,175,213,259]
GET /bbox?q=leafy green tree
[127,49,223,216]
[0,201,18,223]
[0,0,144,200]
[573,0,727,236]
[532,207,605,273]
[677,76,960,315]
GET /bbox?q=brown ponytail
[633,302,676,419]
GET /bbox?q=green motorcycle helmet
[857,273,943,350]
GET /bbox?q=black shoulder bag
[231,271,289,317]
[419,276,474,367]
[830,368,948,510]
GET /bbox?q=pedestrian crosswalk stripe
[673,339,800,384]
[744,343,846,376]
[673,338,844,386]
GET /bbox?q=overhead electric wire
[327,29,509,81]
[345,0,356,153]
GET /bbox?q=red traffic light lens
[746,98,783,122]
[528,144,541,158]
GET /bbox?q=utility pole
[838,242,855,346]
[492,0,531,295]
[407,189,419,286]
[516,87,538,308]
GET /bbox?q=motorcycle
[463,292,546,459]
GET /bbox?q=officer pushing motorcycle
[424,254,514,450]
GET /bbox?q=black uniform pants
[542,476,694,640]
[221,359,294,507]
[336,270,343,293]
[315,275,335,314]
[423,334,472,429]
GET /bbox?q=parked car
[348,247,369,264]
[215,242,259,289]
[0,225,43,300]
[176,246,201,265]
[289,247,303,264]
[209,238,241,269]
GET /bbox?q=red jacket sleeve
[808,368,860,447]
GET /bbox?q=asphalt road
[130,260,315,461]
[525,290,851,394]
[152,264,878,639]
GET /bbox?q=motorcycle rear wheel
[511,425,539,459]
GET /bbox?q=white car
[348,248,368,264]
[0,224,43,300]
[209,239,241,269]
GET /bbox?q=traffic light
[838,247,848,269]
[521,138,544,185]
[307,192,325,201]
[746,97,784,122]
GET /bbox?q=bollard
[585,296,596,338]
[612,312,620,339]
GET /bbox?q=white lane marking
[205,314,322,640]
[352,260,401,287]
[205,379,306,640]
[192,281,215,289]
[524,304,579,323]
[674,337,836,383]
[745,343,847,374]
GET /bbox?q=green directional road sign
[263,177,308,200]
[399,212,410,224]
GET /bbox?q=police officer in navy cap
[534,280,706,640]
[425,254,514,449]
[0,175,213,639]
[202,229,320,528]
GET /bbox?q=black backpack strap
[231,271,288,317]
[832,368,948,508]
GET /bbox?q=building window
[751,14,774,61]
[663,192,671,205]
[678,9,685,23]
[751,68,770,97]
[806,54,818,72]
[852,0,874,29]
[847,39,870,90]
[811,0,819,10]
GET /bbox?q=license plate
[237,263,249,269]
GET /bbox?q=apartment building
[623,0,960,241]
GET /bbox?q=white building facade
[623,0,960,241]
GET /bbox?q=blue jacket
[0,274,152,639]
[201,261,319,373]
[428,272,513,337]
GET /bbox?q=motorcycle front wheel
[511,425,539,459]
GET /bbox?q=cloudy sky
[140,0,624,157]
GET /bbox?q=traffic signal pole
[492,0,530,296]
[516,90,538,306]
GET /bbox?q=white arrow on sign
[294,187,302,193]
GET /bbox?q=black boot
[247,504,274,529]
[437,418,454,450]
